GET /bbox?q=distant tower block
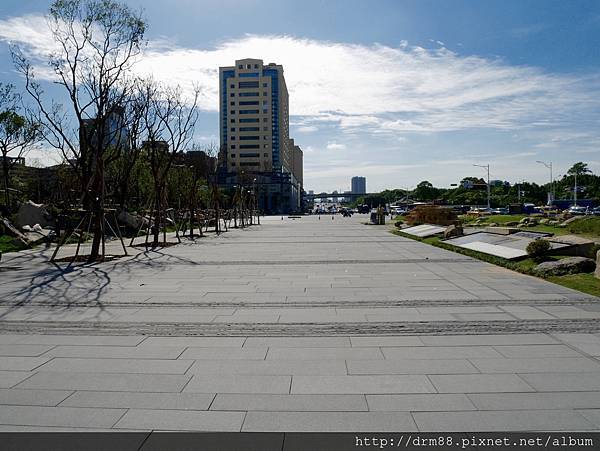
[351,176,366,194]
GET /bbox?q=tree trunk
[1,154,10,209]
[87,157,104,262]
[153,185,161,247]
[118,178,129,211]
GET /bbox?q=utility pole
[473,164,490,210]
[536,160,553,205]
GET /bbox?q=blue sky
[0,0,599,192]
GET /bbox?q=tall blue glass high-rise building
[218,58,303,213]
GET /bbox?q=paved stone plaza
[0,215,600,431]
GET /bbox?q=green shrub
[394,220,403,228]
[526,239,551,257]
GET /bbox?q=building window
[239,72,259,78]
[239,81,259,88]
[240,144,260,149]
[230,101,235,106]
[231,145,236,149]
[231,154,236,158]
[232,162,236,166]
[263,118,268,122]
[230,119,235,123]
[263,136,268,140]
[239,92,259,97]
[239,101,259,106]
[240,136,259,140]
[246,64,251,69]
[238,64,243,69]
[230,128,235,132]
[239,109,259,114]
[240,127,259,131]
[262,83,267,87]
[263,127,268,131]
[264,144,269,148]
[263,91,268,96]
[240,152,259,158]
[264,153,268,157]
[254,64,258,69]
[263,109,268,113]
[230,84,234,88]
[240,118,259,123]
[230,93,235,97]
[230,110,235,115]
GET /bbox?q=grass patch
[394,230,599,297]
[0,235,28,254]
[548,273,600,298]
[461,214,600,239]
[567,217,600,238]
[461,214,527,224]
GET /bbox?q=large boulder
[561,216,584,226]
[534,257,596,277]
[117,211,148,230]
[15,201,52,228]
[443,224,463,239]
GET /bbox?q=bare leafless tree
[112,79,151,211]
[142,82,200,246]
[12,0,145,261]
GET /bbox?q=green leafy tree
[414,180,440,201]
[567,162,591,176]
[0,83,39,210]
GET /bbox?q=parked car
[592,206,600,216]
[566,206,589,216]
[490,207,509,215]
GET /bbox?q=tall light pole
[473,164,490,210]
[536,160,553,205]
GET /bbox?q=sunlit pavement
[1,214,599,431]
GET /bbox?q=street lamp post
[473,164,490,210]
[536,160,553,205]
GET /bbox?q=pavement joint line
[110,407,130,428]
[177,374,194,393]
[206,393,217,411]
[8,371,38,389]
[514,373,538,393]
[55,390,77,407]
[550,336,600,361]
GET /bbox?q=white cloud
[326,141,346,150]
[2,14,599,136]
[295,125,319,133]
